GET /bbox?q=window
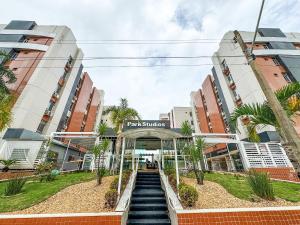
[10,149,29,161]
[272,57,280,66]
[37,120,47,133]
[274,73,278,77]
[12,67,18,71]
[283,73,292,83]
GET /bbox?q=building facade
[0,20,104,169]
[211,28,300,141]
[191,28,300,176]
[163,107,194,129]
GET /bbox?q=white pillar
[117,137,126,199]
[61,139,71,171]
[173,138,180,188]
[161,139,164,170]
[132,139,136,170]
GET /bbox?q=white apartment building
[211,28,300,141]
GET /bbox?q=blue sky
[1,0,300,119]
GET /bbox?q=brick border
[177,206,300,225]
[0,212,122,225]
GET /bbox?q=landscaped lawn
[0,172,96,213]
[185,172,300,202]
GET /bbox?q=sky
[1,0,300,119]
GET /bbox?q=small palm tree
[0,51,17,132]
[103,98,140,155]
[0,159,17,172]
[0,51,16,93]
[0,89,15,132]
[231,82,300,142]
[92,122,111,185]
[181,121,206,185]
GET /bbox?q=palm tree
[231,82,300,142]
[103,98,140,155]
[181,121,206,185]
[0,159,16,172]
[0,51,16,93]
[0,89,15,132]
[231,83,300,167]
[0,51,16,132]
[92,122,110,185]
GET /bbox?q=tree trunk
[112,125,123,174]
[192,160,203,185]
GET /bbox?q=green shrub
[110,177,119,190]
[110,170,132,191]
[35,162,53,174]
[104,189,118,208]
[4,178,26,196]
[40,173,57,182]
[178,183,198,207]
[247,170,275,200]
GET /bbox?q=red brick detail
[253,167,300,182]
[178,209,300,225]
[0,214,122,225]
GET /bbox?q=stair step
[127,219,171,225]
[135,180,161,185]
[131,197,166,204]
[135,184,161,189]
[128,211,169,219]
[130,203,167,211]
[132,189,164,197]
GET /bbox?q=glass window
[283,73,292,83]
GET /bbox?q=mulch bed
[0,171,35,181]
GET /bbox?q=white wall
[170,106,194,129]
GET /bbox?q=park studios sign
[124,120,170,130]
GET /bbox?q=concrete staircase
[127,171,171,225]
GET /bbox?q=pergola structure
[117,129,245,197]
[48,129,292,198]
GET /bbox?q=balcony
[52,92,60,100]
[235,95,242,106]
[58,77,65,86]
[229,80,236,89]
[223,67,230,76]
[64,63,71,72]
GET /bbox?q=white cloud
[0,0,299,119]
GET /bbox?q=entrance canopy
[121,128,182,139]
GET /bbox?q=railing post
[117,137,126,200]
